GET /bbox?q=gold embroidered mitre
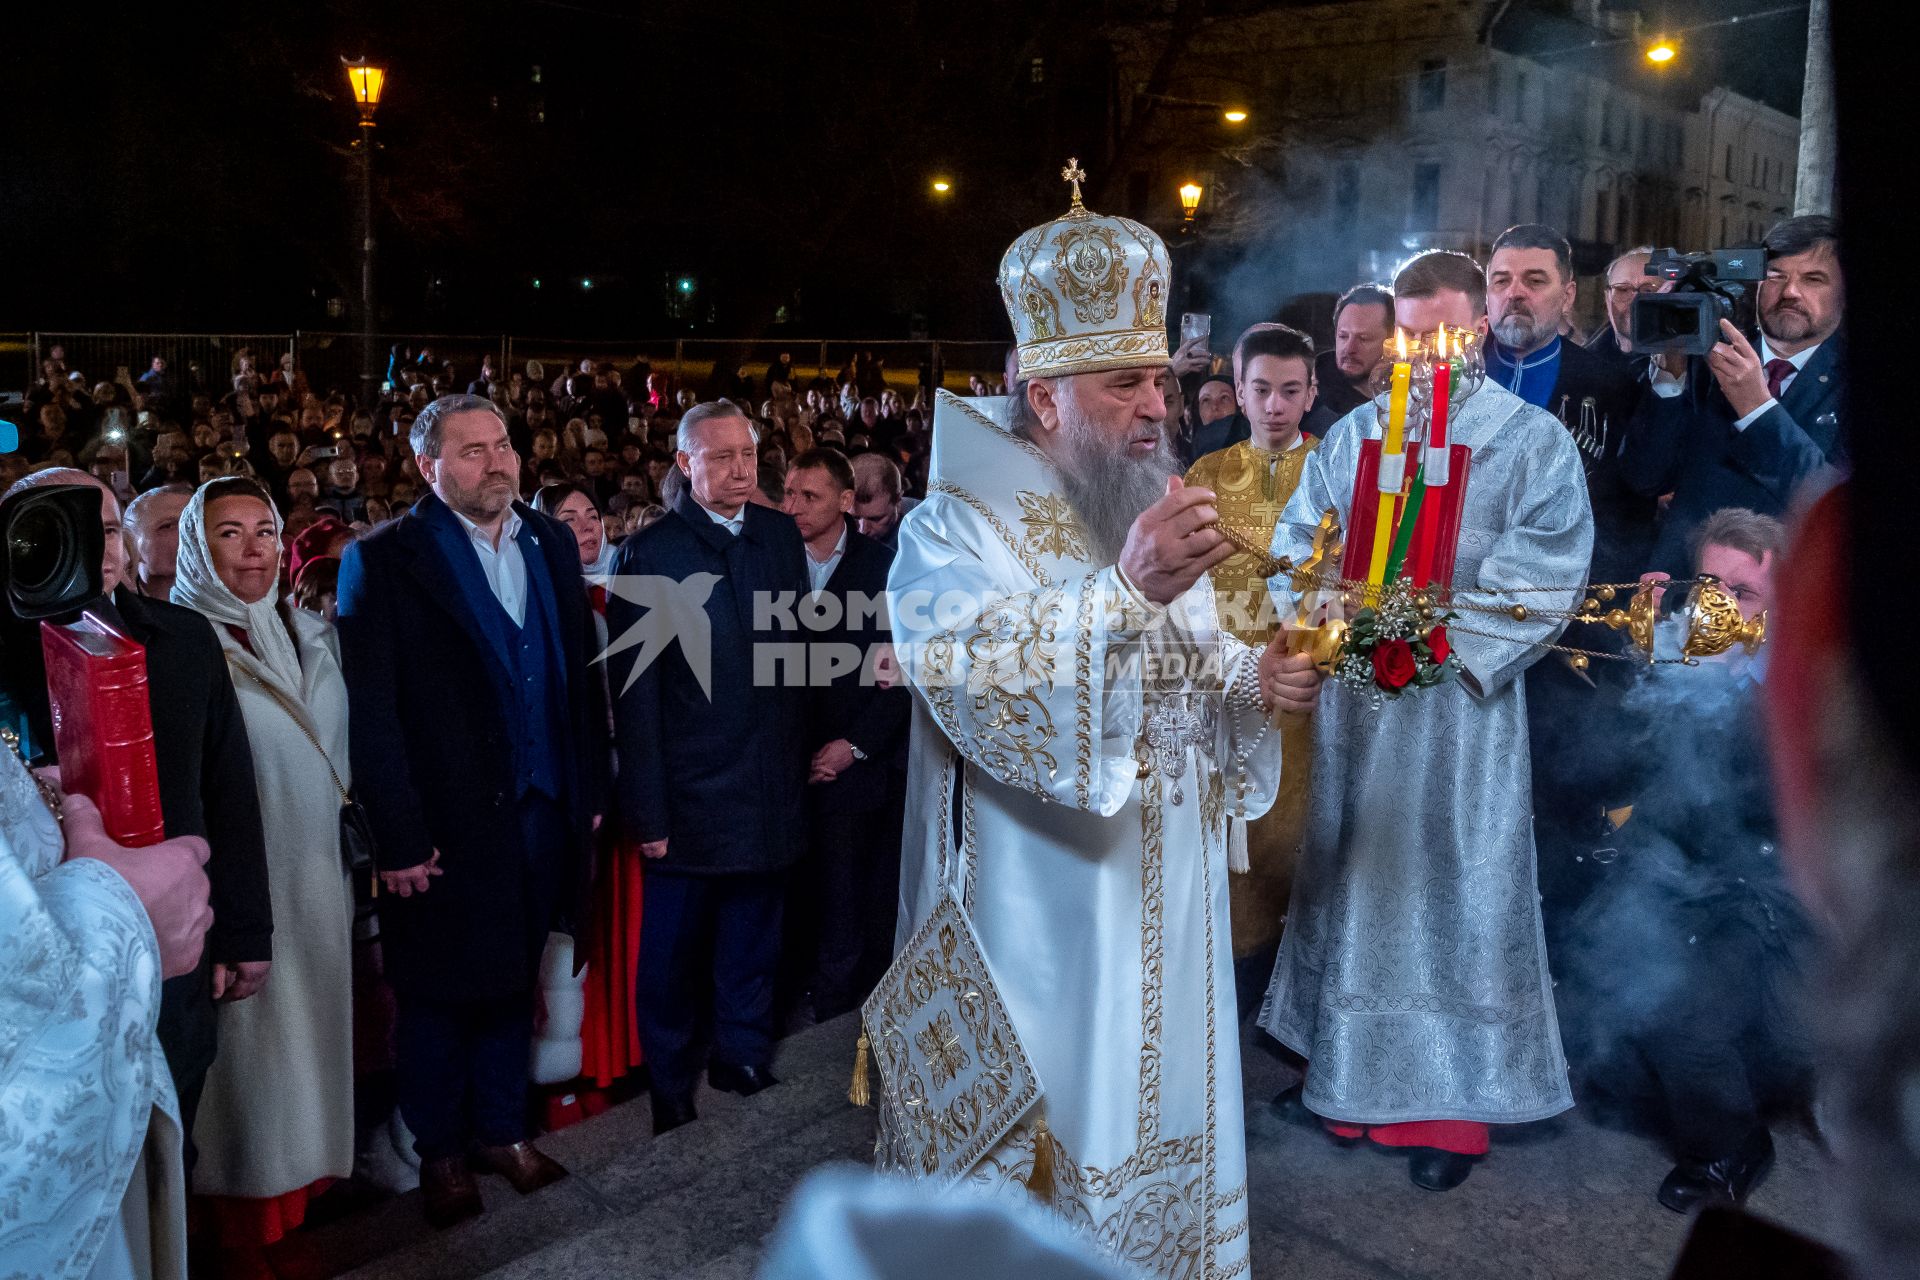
[999,158,1172,380]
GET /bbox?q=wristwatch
[848,743,867,761]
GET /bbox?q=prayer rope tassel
[1228,817,1251,875]
[1026,1117,1057,1203]
[848,1033,872,1107]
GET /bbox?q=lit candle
[1366,330,1413,586]
[1424,332,1453,487]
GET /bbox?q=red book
[41,611,166,848]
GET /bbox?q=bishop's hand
[1119,477,1235,605]
[1260,629,1322,715]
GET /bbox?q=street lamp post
[1179,181,1205,225]
[343,57,386,402]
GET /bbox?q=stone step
[302,1013,872,1280]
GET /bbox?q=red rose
[1372,638,1417,690]
[1426,625,1451,667]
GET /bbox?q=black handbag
[231,660,378,908]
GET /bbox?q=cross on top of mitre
[1061,157,1088,214]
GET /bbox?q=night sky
[3,0,1808,340]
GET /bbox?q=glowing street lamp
[1179,181,1204,223]
[342,56,386,124]
[1646,39,1677,64]
[342,55,388,396]
[1222,108,1249,124]
[931,177,953,195]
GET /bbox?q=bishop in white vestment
[875,171,1302,1280]
[1258,252,1594,1189]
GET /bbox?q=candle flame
[1395,329,1407,359]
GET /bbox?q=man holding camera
[1626,215,1847,577]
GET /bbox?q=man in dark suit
[1486,223,1654,584]
[1585,245,1657,375]
[605,401,810,1135]
[0,469,270,1159]
[780,449,909,1022]
[1314,282,1395,423]
[1625,215,1847,577]
[336,394,608,1228]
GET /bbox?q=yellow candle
[1367,336,1413,586]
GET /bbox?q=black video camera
[1630,247,1768,358]
[1,485,106,621]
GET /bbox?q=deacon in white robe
[1258,253,1593,1188]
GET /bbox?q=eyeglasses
[1605,283,1661,299]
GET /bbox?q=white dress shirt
[806,525,848,595]
[1647,334,1823,432]
[453,506,528,626]
[703,503,745,536]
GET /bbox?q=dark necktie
[1764,358,1796,402]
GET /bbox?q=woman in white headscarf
[170,476,353,1277]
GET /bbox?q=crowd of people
[0,208,1856,1280]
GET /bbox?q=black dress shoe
[1270,1084,1315,1127]
[651,1091,698,1135]
[1408,1147,1477,1191]
[708,1062,779,1096]
[1657,1131,1775,1214]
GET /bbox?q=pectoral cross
[1061,157,1087,210]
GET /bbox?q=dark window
[1030,57,1045,84]
[1488,64,1501,117]
[1617,191,1632,242]
[1724,144,1734,180]
[1513,72,1528,123]
[1417,60,1447,112]
[1335,164,1360,221]
[1596,184,1612,242]
[1411,162,1442,228]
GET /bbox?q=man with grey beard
[876,166,1315,1278]
[1487,223,1648,582]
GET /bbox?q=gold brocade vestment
[1185,437,1318,959]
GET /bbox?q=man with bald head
[0,467,270,1159]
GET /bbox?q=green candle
[1382,464,1427,585]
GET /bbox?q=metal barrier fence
[23,332,1013,403]
[31,333,296,398]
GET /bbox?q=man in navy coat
[605,402,811,1135]
[1626,215,1847,577]
[336,395,608,1228]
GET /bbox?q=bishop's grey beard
[1052,407,1179,564]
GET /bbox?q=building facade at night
[1103,0,1800,334]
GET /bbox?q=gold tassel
[848,1033,872,1107]
[1025,1117,1056,1203]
